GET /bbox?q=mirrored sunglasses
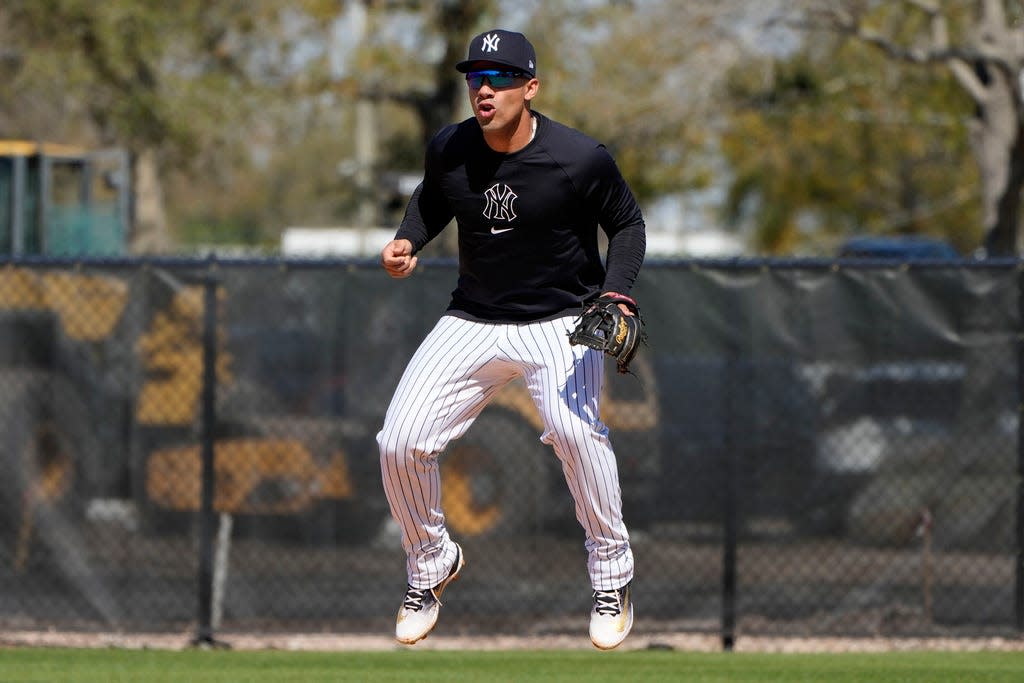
[465,70,528,89]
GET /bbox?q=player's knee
[377,428,436,467]
[376,429,402,463]
[542,420,610,453]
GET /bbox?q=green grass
[0,648,1022,682]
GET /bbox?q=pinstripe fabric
[377,314,633,591]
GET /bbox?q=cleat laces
[402,587,432,612]
[593,588,623,617]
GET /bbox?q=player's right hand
[381,239,418,279]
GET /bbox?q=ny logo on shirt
[483,183,518,222]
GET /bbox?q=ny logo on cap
[482,33,501,53]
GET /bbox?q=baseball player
[377,28,646,650]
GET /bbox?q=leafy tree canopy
[721,27,981,255]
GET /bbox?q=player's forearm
[603,221,646,295]
[396,182,452,252]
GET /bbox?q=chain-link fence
[0,258,1019,644]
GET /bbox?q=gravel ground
[2,629,1023,653]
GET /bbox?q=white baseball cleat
[395,543,465,645]
[589,582,634,650]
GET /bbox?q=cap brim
[455,59,534,76]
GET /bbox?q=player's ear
[524,78,539,102]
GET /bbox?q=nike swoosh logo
[490,227,514,235]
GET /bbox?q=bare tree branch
[797,2,1009,104]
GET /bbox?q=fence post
[193,264,224,648]
[721,355,738,652]
[1017,264,1024,633]
[722,448,737,651]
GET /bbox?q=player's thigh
[381,316,514,447]
[512,318,606,439]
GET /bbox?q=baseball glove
[568,293,646,374]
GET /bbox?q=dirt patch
[2,629,1022,653]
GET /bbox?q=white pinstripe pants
[376,314,633,591]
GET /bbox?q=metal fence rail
[0,257,1019,647]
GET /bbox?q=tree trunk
[973,67,1024,255]
[987,119,1024,254]
[129,149,172,254]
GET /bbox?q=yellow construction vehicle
[0,141,350,557]
[0,138,132,566]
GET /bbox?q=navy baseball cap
[456,29,537,77]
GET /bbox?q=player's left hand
[602,291,636,317]
[568,292,646,374]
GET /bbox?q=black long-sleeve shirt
[396,111,646,323]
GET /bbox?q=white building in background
[282,225,747,259]
[646,229,747,258]
[643,192,748,257]
[281,226,396,257]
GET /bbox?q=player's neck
[483,112,536,153]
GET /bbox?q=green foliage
[1,1,997,254]
[525,2,716,203]
[0,0,355,246]
[720,28,982,255]
[6,2,235,153]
